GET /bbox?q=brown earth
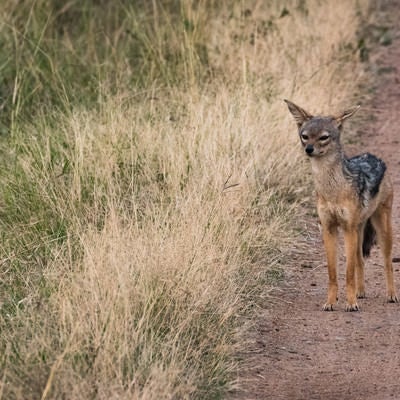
[232,3,400,400]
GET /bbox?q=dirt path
[232,4,400,400]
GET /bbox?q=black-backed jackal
[285,99,398,311]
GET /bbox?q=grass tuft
[0,1,369,398]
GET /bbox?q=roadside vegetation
[0,1,369,398]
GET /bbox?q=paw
[345,302,360,312]
[322,303,334,311]
[387,293,399,303]
[356,291,366,299]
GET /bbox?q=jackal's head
[284,99,360,158]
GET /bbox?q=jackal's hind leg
[371,203,398,303]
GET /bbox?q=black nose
[305,144,314,155]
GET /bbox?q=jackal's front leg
[344,229,360,311]
[356,224,366,299]
[322,225,338,311]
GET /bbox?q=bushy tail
[362,219,376,258]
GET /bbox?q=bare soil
[232,4,400,400]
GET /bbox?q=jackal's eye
[300,133,309,141]
[319,135,330,141]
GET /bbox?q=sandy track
[232,4,400,399]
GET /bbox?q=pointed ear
[284,99,313,128]
[334,105,360,126]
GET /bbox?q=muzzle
[305,144,314,155]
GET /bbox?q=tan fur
[285,99,398,311]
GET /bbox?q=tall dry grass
[0,1,369,399]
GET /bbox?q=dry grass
[0,1,369,399]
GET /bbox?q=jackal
[285,99,398,311]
